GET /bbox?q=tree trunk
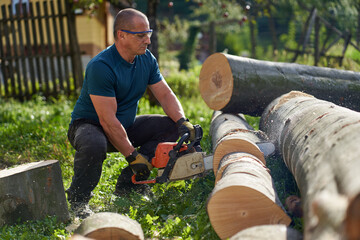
[230,224,302,240]
[248,15,257,59]
[199,53,360,116]
[207,152,291,240]
[259,91,360,240]
[73,212,144,240]
[210,111,270,175]
[266,2,277,55]
[0,160,69,226]
[147,0,159,62]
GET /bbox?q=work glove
[177,118,196,141]
[126,150,153,180]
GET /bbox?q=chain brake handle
[131,125,203,184]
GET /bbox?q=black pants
[66,115,179,203]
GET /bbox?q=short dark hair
[113,8,147,40]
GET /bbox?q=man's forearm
[100,118,135,157]
[160,91,185,122]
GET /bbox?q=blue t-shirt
[71,44,163,128]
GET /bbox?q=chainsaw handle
[175,133,189,151]
[131,174,156,184]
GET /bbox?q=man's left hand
[177,118,196,141]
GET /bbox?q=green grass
[0,64,300,239]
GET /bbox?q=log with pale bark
[209,111,272,175]
[0,160,69,226]
[260,91,360,240]
[199,53,360,116]
[207,152,291,240]
[229,224,303,240]
[73,212,144,240]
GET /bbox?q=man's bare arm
[90,94,135,157]
[149,79,185,122]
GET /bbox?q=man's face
[122,16,151,56]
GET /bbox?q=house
[1,0,115,58]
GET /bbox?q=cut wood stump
[229,224,303,240]
[73,212,144,240]
[0,160,69,226]
[207,152,291,240]
[199,53,360,116]
[260,91,360,240]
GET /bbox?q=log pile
[200,52,360,239]
[206,111,291,239]
[0,160,69,226]
[260,91,360,240]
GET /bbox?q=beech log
[199,53,360,115]
[260,91,360,240]
[207,152,291,240]
[74,212,144,240]
[210,111,271,175]
[229,224,303,240]
[0,160,69,226]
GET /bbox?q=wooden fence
[0,0,83,100]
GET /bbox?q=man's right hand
[126,150,153,180]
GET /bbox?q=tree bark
[230,224,302,240]
[207,152,291,240]
[147,0,159,62]
[210,111,269,175]
[259,91,360,240]
[0,160,69,226]
[199,53,360,116]
[73,212,144,239]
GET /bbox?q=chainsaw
[131,125,274,184]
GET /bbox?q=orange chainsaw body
[151,142,188,168]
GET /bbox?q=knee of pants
[75,137,107,164]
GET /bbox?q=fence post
[66,1,83,91]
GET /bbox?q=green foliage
[158,16,190,55]
[0,216,70,239]
[178,25,201,70]
[0,96,74,169]
[279,20,298,50]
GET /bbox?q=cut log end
[199,53,233,110]
[207,185,291,239]
[74,212,144,240]
[213,138,265,175]
[229,224,303,240]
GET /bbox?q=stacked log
[260,91,360,240]
[73,212,144,240]
[206,111,291,239]
[0,160,69,226]
[199,53,360,116]
[230,224,303,240]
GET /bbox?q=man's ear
[117,30,124,39]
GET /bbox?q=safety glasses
[121,29,153,40]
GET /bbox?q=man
[66,8,200,218]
